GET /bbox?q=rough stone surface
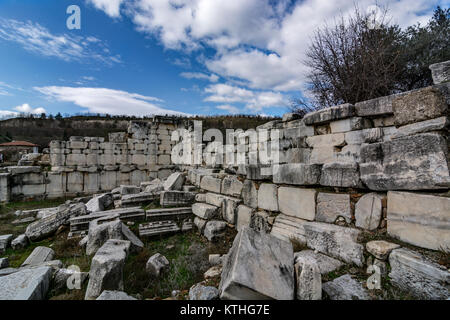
[189,283,219,300]
[0,234,13,254]
[53,267,88,291]
[316,193,352,223]
[304,222,364,266]
[278,187,316,221]
[294,250,343,275]
[366,240,400,260]
[85,239,131,300]
[257,184,278,212]
[429,60,450,84]
[303,104,355,125]
[86,193,114,213]
[242,180,258,208]
[0,266,52,300]
[236,205,254,231]
[21,246,55,267]
[194,217,207,233]
[192,203,219,220]
[146,253,169,277]
[355,193,384,230]
[392,86,448,125]
[320,162,361,188]
[221,196,241,225]
[387,191,450,251]
[272,164,321,185]
[221,176,243,197]
[26,203,87,241]
[391,116,449,139]
[204,220,227,242]
[360,133,450,190]
[11,234,28,250]
[249,211,272,234]
[219,227,294,300]
[389,248,449,299]
[322,274,370,300]
[163,172,185,191]
[200,176,222,193]
[295,259,321,300]
[96,290,137,300]
[0,257,8,269]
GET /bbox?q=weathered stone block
[257,183,278,212]
[221,176,243,198]
[391,116,449,139]
[392,86,448,125]
[242,180,258,208]
[330,117,371,133]
[272,164,321,185]
[278,187,316,221]
[306,133,345,148]
[294,250,343,275]
[389,248,449,299]
[146,253,169,277]
[21,246,54,267]
[366,240,400,260]
[344,128,383,144]
[219,227,294,300]
[200,176,222,193]
[303,104,355,125]
[316,193,351,223]
[236,205,254,231]
[204,220,227,242]
[322,274,370,300]
[192,203,219,220]
[387,191,450,251]
[320,162,361,188]
[295,259,321,300]
[0,266,52,300]
[360,133,450,190]
[430,60,450,84]
[163,172,185,191]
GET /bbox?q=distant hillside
[0,115,276,148]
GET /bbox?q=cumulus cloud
[216,104,240,114]
[180,72,219,82]
[87,0,124,18]
[204,83,286,112]
[14,103,46,114]
[0,110,19,118]
[0,18,121,64]
[34,86,188,116]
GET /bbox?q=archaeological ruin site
[0,60,449,301]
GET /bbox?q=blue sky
[0,0,447,118]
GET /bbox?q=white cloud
[87,0,124,18]
[216,104,240,114]
[14,103,46,114]
[180,72,219,82]
[204,83,286,112]
[0,110,19,118]
[0,18,121,64]
[34,86,188,116]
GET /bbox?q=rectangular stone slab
[387,191,450,251]
[0,266,52,300]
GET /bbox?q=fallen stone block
[192,203,220,220]
[392,86,448,126]
[257,183,278,212]
[189,283,219,300]
[270,214,308,244]
[354,193,384,230]
[320,162,362,188]
[96,290,137,300]
[219,227,294,300]
[86,193,114,213]
[429,60,450,84]
[295,259,321,300]
[85,239,131,300]
[0,234,13,255]
[294,250,343,275]
[121,192,158,207]
[160,191,195,207]
[278,187,316,221]
[360,133,450,190]
[194,217,207,233]
[387,191,450,251]
[389,248,449,299]
[21,246,55,267]
[366,240,400,260]
[303,104,355,125]
[316,193,352,223]
[119,185,141,195]
[26,203,87,241]
[163,172,185,191]
[204,220,227,242]
[0,266,52,300]
[53,267,89,291]
[322,274,370,300]
[304,222,364,266]
[11,234,28,250]
[273,163,321,185]
[146,253,169,277]
[0,257,8,269]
